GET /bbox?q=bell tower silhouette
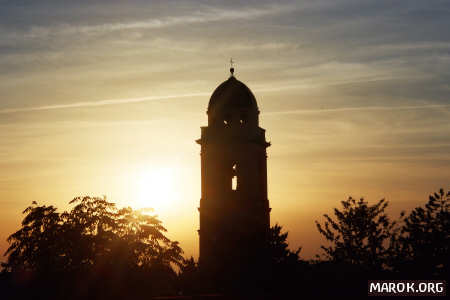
[197,65,271,277]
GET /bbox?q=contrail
[0,92,210,114]
[262,104,450,115]
[1,87,448,115]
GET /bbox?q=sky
[1,0,449,260]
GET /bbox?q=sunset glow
[0,1,449,263]
[134,167,179,213]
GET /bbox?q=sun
[134,166,179,214]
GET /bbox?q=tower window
[239,113,247,125]
[224,114,231,126]
[232,163,238,191]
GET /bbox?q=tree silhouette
[2,196,184,299]
[178,256,201,295]
[176,224,305,296]
[3,191,449,299]
[393,188,449,277]
[266,224,302,265]
[263,224,307,295]
[315,197,396,271]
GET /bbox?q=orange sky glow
[1,1,449,261]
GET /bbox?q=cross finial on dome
[230,57,235,77]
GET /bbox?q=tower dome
[207,76,258,113]
[207,76,259,127]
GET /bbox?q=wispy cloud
[0,93,209,114]
[22,5,293,39]
[1,89,448,116]
[263,104,450,116]
[0,76,407,114]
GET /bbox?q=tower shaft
[197,75,271,277]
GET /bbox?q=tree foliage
[315,197,396,271]
[266,224,302,266]
[264,224,307,294]
[2,196,184,298]
[2,189,449,298]
[394,188,449,276]
[178,256,201,295]
[4,196,183,273]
